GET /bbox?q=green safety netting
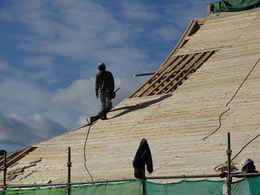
[72,180,143,195]
[4,181,143,195]
[211,0,260,13]
[231,176,260,195]
[145,180,224,195]
[5,186,68,195]
[3,177,260,195]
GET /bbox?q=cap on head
[98,63,106,71]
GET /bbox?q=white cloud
[0,59,9,72]
[152,26,182,43]
[0,80,51,113]
[52,78,99,115]
[0,112,64,149]
[10,0,131,60]
[24,56,53,67]
[120,2,161,21]
[165,1,208,26]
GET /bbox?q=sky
[0,0,216,151]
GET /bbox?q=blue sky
[0,0,215,151]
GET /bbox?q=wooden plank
[130,19,204,98]
[0,152,17,167]
[135,72,155,77]
[129,55,180,98]
[164,51,214,94]
[131,55,184,97]
[159,20,197,67]
[138,55,192,97]
[0,146,37,168]
[149,53,205,96]
[197,18,207,25]
[144,54,198,96]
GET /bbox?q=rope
[232,134,260,161]
[225,57,260,107]
[202,56,260,141]
[214,134,260,171]
[83,120,94,182]
[202,108,230,141]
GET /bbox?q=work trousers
[99,91,112,119]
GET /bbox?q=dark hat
[98,63,106,71]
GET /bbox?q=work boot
[100,114,107,120]
[88,115,99,124]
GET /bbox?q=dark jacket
[95,70,115,96]
[133,139,153,179]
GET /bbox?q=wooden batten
[130,18,207,98]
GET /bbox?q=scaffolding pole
[227,132,232,195]
[67,147,72,195]
[3,151,7,191]
[1,151,7,195]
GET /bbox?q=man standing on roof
[95,63,115,120]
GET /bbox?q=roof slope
[2,8,260,184]
[130,19,209,98]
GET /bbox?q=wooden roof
[130,19,209,98]
[2,8,260,185]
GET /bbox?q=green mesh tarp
[145,180,224,195]
[4,181,142,195]
[231,176,260,195]
[5,186,68,195]
[211,0,260,13]
[4,178,260,195]
[71,180,143,195]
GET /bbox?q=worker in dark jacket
[240,159,258,175]
[219,159,258,178]
[133,138,153,179]
[95,63,115,120]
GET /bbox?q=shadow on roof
[110,94,172,119]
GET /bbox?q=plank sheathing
[178,10,260,54]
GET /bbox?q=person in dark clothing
[219,159,258,178]
[95,63,115,120]
[240,159,258,175]
[0,150,6,156]
[133,138,153,179]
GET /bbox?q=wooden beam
[184,36,192,41]
[197,18,207,25]
[129,18,205,98]
[164,51,214,94]
[150,53,204,96]
[0,146,36,168]
[129,55,180,98]
[158,20,196,68]
[135,72,155,77]
[136,55,187,97]
[143,54,196,96]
